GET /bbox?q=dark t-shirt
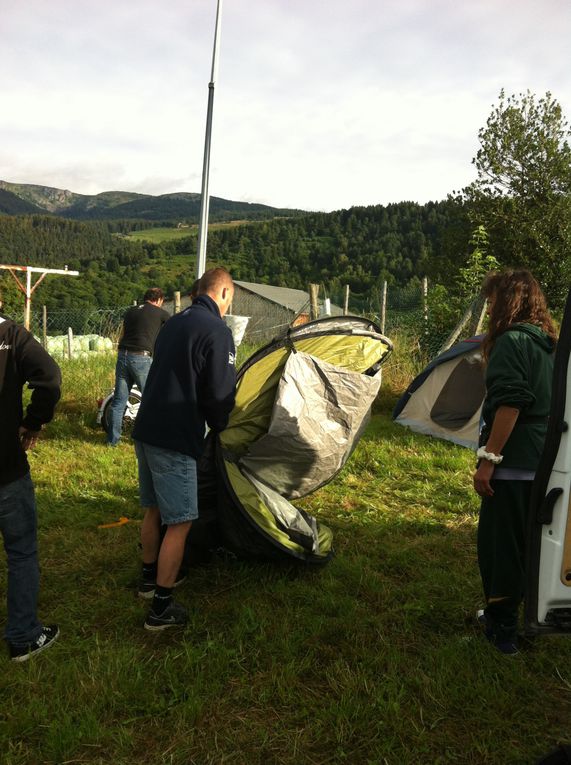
[118,302,170,354]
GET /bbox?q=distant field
[124,227,196,243]
[125,220,254,243]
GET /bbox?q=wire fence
[30,307,129,341]
[19,281,473,393]
[329,281,454,361]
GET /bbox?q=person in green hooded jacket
[474,269,557,654]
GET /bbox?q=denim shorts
[134,440,198,525]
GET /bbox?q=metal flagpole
[196,0,223,279]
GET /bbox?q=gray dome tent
[392,336,485,449]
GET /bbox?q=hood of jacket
[504,322,556,353]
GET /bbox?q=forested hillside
[2,91,569,314]
[62,193,302,223]
[0,217,150,307]
[204,201,470,292]
[0,201,471,312]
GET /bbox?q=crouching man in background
[132,268,236,630]
[0,296,62,661]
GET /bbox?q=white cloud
[1,0,570,210]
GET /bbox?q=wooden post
[343,285,350,316]
[422,276,429,341]
[309,283,319,321]
[474,298,487,335]
[174,291,181,314]
[0,266,79,328]
[380,280,388,334]
[42,305,47,348]
[438,299,478,355]
[24,269,32,330]
[67,327,74,360]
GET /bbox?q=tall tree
[461,90,571,306]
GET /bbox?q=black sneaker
[491,639,520,656]
[138,573,187,600]
[476,609,520,654]
[476,608,487,627]
[476,608,493,637]
[144,602,187,631]
[9,625,60,662]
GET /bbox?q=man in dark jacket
[0,297,61,661]
[132,268,236,630]
[107,287,170,446]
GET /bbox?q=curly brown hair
[481,269,557,360]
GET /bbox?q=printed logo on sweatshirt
[0,341,12,351]
[229,352,236,365]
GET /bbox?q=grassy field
[1,355,571,765]
[125,221,253,243]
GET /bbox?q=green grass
[2,359,571,764]
[124,227,196,243]
[125,221,254,243]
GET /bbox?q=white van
[526,289,571,634]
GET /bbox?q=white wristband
[476,446,503,465]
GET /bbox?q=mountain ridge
[0,180,304,222]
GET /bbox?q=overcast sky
[1,0,570,212]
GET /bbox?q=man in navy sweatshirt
[132,268,236,630]
[0,296,61,661]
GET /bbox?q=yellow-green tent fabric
[192,316,392,564]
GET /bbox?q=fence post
[174,291,181,314]
[42,305,47,348]
[422,276,428,342]
[380,280,388,334]
[67,327,74,359]
[474,298,487,335]
[309,283,319,321]
[438,298,478,355]
[343,285,350,315]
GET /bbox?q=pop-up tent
[392,336,485,449]
[188,316,393,565]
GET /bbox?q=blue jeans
[0,473,42,646]
[107,351,152,445]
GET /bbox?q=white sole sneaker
[10,625,60,662]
